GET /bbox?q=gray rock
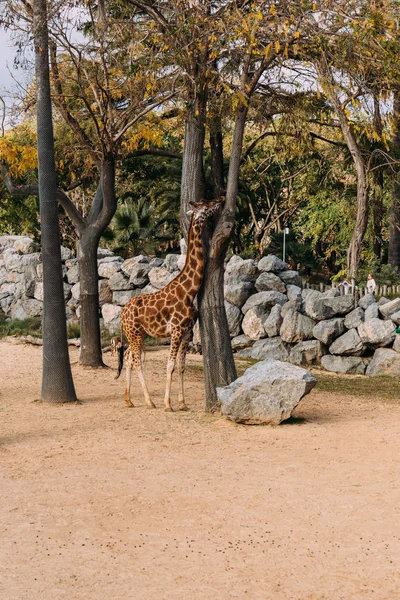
[33,281,71,302]
[97,248,115,259]
[344,307,364,329]
[99,280,113,305]
[3,249,41,273]
[60,246,72,261]
[101,303,121,333]
[281,298,302,317]
[321,355,366,375]
[290,340,325,366]
[329,329,365,356]
[393,334,400,353]
[365,302,379,321]
[280,309,316,343]
[377,296,390,306]
[231,335,254,351]
[225,256,258,284]
[255,272,286,294]
[140,284,159,295]
[66,263,80,285]
[379,298,400,319]
[312,318,346,346]
[217,359,317,425]
[278,270,302,287]
[112,290,138,306]
[129,263,152,287]
[98,260,122,279]
[177,255,186,271]
[224,282,254,308]
[164,254,180,273]
[10,298,43,320]
[302,289,323,315]
[225,301,242,338]
[242,291,287,314]
[148,267,179,290]
[13,237,38,254]
[257,254,287,273]
[241,306,268,340]
[304,294,354,321]
[366,348,400,376]
[71,282,80,301]
[390,311,400,326]
[121,256,149,277]
[286,284,302,302]
[358,318,396,348]
[322,288,340,298]
[108,271,134,291]
[358,293,376,310]
[149,257,164,268]
[237,337,289,362]
[263,304,283,338]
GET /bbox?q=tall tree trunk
[199,105,248,412]
[389,89,400,268]
[209,115,225,197]
[371,93,384,260]
[33,0,77,402]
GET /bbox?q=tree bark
[33,0,77,402]
[209,115,225,198]
[389,89,400,268]
[371,93,384,260]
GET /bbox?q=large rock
[33,281,71,302]
[281,298,302,317]
[358,318,396,348]
[231,335,254,352]
[242,291,287,314]
[121,255,149,277]
[98,259,122,279]
[3,249,41,273]
[379,298,400,319]
[329,329,365,356]
[312,317,345,346]
[366,348,400,377]
[101,303,121,333]
[278,270,301,287]
[392,334,400,353]
[148,266,179,290]
[344,307,364,329]
[286,284,302,302]
[224,256,258,284]
[359,293,376,310]
[290,340,325,366]
[60,246,72,261]
[108,271,134,291]
[390,311,400,326]
[304,294,354,321]
[255,272,286,294]
[321,355,366,375]
[97,248,115,259]
[66,263,79,285]
[224,282,254,308]
[365,302,379,321]
[302,289,322,315]
[10,298,43,319]
[129,263,152,287]
[225,301,242,338]
[257,254,287,273]
[164,254,180,273]
[0,235,37,254]
[217,359,317,425]
[237,337,289,361]
[280,309,316,343]
[112,290,138,306]
[241,306,268,340]
[263,304,283,337]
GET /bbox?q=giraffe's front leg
[164,332,182,412]
[124,350,134,407]
[177,328,193,411]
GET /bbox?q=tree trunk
[209,115,225,198]
[78,227,104,367]
[371,168,384,260]
[33,0,77,402]
[389,89,400,268]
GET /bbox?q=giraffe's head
[189,198,224,226]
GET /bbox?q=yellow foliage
[0,129,37,177]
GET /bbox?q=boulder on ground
[321,355,366,375]
[13,236,38,254]
[312,317,345,346]
[217,359,317,425]
[224,282,254,308]
[281,298,302,317]
[148,266,178,289]
[224,256,258,284]
[329,329,365,356]
[379,298,400,319]
[390,311,400,326]
[10,298,43,320]
[255,272,286,294]
[108,271,134,291]
[344,307,364,329]
[392,334,400,353]
[98,259,122,279]
[164,254,180,273]
[278,270,302,287]
[257,254,287,273]
[231,335,254,352]
[129,263,152,287]
[97,248,115,259]
[66,263,79,285]
[286,284,302,302]
[224,301,242,338]
[290,340,325,366]
[358,318,396,348]
[237,337,289,361]
[366,348,400,376]
[112,290,138,306]
[377,296,390,306]
[60,246,72,261]
[121,255,149,277]
[365,302,379,321]
[241,306,268,340]
[322,288,340,298]
[242,290,287,314]
[305,294,354,321]
[101,303,121,333]
[280,309,316,343]
[263,304,283,337]
[358,293,376,310]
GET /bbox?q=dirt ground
[0,340,399,600]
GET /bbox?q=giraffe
[117,198,224,411]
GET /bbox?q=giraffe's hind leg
[176,328,193,411]
[124,349,134,408]
[164,330,183,412]
[124,329,155,408]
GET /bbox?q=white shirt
[367,278,376,293]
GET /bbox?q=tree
[33,0,77,402]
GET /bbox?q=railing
[302,281,400,300]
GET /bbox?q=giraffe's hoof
[126,404,134,408]
[178,405,189,412]
[164,407,174,413]
[147,403,157,409]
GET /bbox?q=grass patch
[0,313,42,338]
[315,372,400,401]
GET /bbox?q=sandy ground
[0,341,399,600]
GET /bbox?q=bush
[356,260,400,287]
[0,313,42,338]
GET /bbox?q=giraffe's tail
[115,324,125,379]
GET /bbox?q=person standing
[367,273,376,294]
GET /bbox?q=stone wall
[1,235,400,376]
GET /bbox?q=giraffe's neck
[177,217,204,301]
